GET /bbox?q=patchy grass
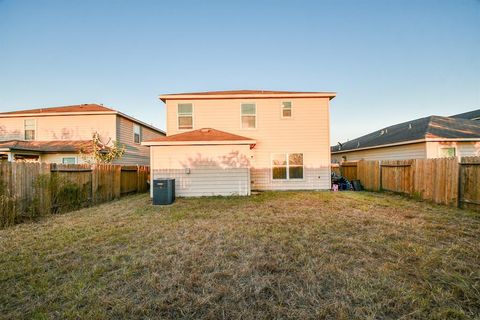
[0,191,479,319]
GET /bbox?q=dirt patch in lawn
[0,191,479,319]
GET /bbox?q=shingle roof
[450,109,480,120]
[145,128,254,142]
[0,104,115,115]
[331,116,480,153]
[0,140,96,153]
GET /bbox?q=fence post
[136,165,140,193]
[114,165,122,199]
[38,163,52,215]
[457,157,463,208]
[378,161,382,191]
[91,164,98,205]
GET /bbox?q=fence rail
[0,162,150,227]
[334,157,480,211]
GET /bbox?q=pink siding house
[0,104,165,164]
[143,90,336,196]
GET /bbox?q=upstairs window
[272,153,304,180]
[133,124,141,143]
[24,119,36,140]
[281,101,292,118]
[241,103,256,129]
[178,103,193,130]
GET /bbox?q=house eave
[159,92,336,103]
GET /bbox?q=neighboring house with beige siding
[0,104,165,164]
[143,90,336,196]
[331,110,480,162]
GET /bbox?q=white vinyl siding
[178,103,193,130]
[150,145,252,197]
[115,116,165,165]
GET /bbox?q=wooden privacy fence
[0,162,150,227]
[337,157,480,210]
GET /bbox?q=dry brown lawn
[0,191,479,319]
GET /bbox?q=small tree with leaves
[80,132,125,164]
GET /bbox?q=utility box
[152,178,175,205]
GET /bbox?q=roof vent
[380,130,384,135]
[408,123,412,129]
[200,128,211,133]
[357,141,360,148]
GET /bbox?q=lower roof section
[0,140,95,153]
[142,128,256,146]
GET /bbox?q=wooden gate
[459,157,480,210]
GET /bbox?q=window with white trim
[440,147,456,158]
[272,153,304,180]
[62,157,76,164]
[241,103,256,129]
[133,124,141,143]
[281,101,292,118]
[178,103,193,130]
[24,119,36,140]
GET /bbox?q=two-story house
[0,104,165,164]
[143,90,336,196]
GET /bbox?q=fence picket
[0,162,150,227]
[335,156,480,210]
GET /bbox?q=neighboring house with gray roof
[331,110,480,162]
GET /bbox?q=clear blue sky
[1,0,479,143]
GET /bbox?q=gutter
[142,140,256,146]
[331,137,480,154]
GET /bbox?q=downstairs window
[272,153,304,180]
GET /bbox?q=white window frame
[240,102,257,129]
[439,147,456,158]
[62,157,77,164]
[177,103,194,131]
[271,153,304,181]
[281,101,292,119]
[133,124,141,144]
[24,119,36,141]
